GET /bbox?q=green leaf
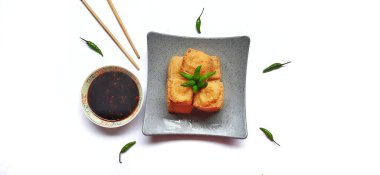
[263,61,291,73]
[177,65,215,93]
[196,8,204,34]
[119,141,136,163]
[181,80,196,87]
[192,85,198,93]
[260,128,280,146]
[80,37,103,57]
[180,72,194,80]
[197,81,208,89]
[199,71,216,82]
[193,65,202,82]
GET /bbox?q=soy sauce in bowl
[88,71,139,121]
[82,66,143,128]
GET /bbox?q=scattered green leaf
[119,141,136,163]
[263,61,291,73]
[80,37,103,57]
[260,128,280,146]
[196,8,204,34]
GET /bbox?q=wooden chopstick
[81,0,140,70]
[107,0,141,59]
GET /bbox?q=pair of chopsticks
[82,0,140,70]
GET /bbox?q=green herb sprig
[80,37,103,57]
[180,65,215,93]
[196,8,204,34]
[180,72,193,80]
[119,141,136,163]
[260,128,280,146]
[263,61,291,73]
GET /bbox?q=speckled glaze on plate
[81,66,144,128]
[143,32,250,139]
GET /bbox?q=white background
[1,0,380,174]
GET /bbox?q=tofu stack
[167,49,224,113]
[166,56,194,113]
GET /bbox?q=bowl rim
[81,65,144,128]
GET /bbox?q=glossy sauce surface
[87,71,139,121]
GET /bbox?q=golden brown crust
[167,101,193,114]
[167,78,193,103]
[166,78,193,114]
[167,49,224,114]
[180,48,215,76]
[210,56,222,80]
[168,56,184,79]
[193,80,224,112]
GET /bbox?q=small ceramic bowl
[81,66,143,128]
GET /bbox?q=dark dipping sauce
[87,71,139,121]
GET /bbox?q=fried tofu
[193,80,224,112]
[210,56,222,80]
[181,48,215,76]
[168,56,184,79]
[167,56,193,114]
[167,78,194,114]
[167,49,224,113]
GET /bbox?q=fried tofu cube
[168,56,184,79]
[193,80,224,112]
[167,78,193,114]
[181,48,215,76]
[167,55,193,113]
[210,56,222,80]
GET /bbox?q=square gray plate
[143,32,250,139]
